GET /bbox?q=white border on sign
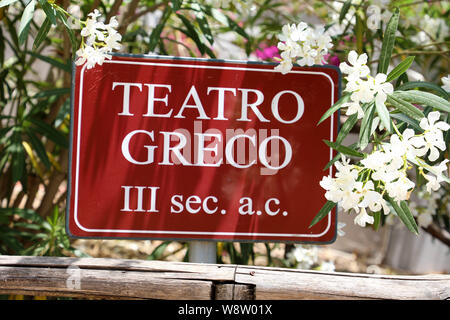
[74,59,336,238]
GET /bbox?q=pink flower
[255,45,281,60]
[324,54,340,66]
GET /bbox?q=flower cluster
[340,50,393,119]
[410,187,450,228]
[275,22,333,74]
[75,10,122,69]
[320,110,449,228]
[366,0,391,31]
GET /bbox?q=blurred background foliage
[0,0,448,267]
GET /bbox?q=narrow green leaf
[0,0,18,8]
[397,81,449,100]
[372,211,381,231]
[33,16,51,50]
[390,112,423,132]
[377,8,399,74]
[309,200,336,228]
[318,93,350,125]
[26,118,68,148]
[323,139,364,158]
[55,10,77,53]
[336,113,358,145]
[386,196,419,235]
[38,0,57,25]
[400,201,419,234]
[226,15,249,39]
[386,56,415,82]
[386,94,424,120]
[196,16,214,45]
[18,0,36,45]
[25,129,51,169]
[339,0,352,23]
[323,152,341,171]
[149,6,171,52]
[393,90,450,113]
[177,14,206,55]
[33,87,70,99]
[27,51,71,72]
[359,103,375,150]
[375,100,392,133]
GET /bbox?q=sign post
[67,54,340,244]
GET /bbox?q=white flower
[75,46,111,69]
[343,100,364,119]
[442,75,450,92]
[275,22,332,73]
[420,111,450,134]
[319,261,336,272]
[414,111,450,161]
[357,182,390,214]
[104,30,122,51]
[354,207,374,227]
[81,10,106,44]
[290,245,318,269]
[423,159,449,193]
[67,4,82,29]
[388,129,418,159]
[385,173,415,202]
[339,50,370,81]
[369,73,393,107]
[349,78,375,103]
[274,58,293,75]
[417,212,433,228]
[337,222,346,237]
[367,5,382,31]
[76,11,122,69]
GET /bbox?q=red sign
[67,55,339,243]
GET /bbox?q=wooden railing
[0,255,449,300]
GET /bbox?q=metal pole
[189,241,217,264]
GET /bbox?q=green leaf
[38,0,57,25]
[318,93,350,125]
[323,152,341,171]
[336,113,358,145]
[55,9,77,53]
[397,81,449,100]
[196,16,214,45]
[386,56,415,82]
[386,94,424,120]
[25,118,68,148]
[372,211,381,231]
[149,6,171,52]
[393,90,450,113]
[400,201,419,234]
[33,16,51,50]
[375,100,392,133]
[177,14,206,55]
[33,87,70,99]
[389,112,423,132]
[323,139,364,158]
[377,8,399,74]
[386,196,419,235]
[339,0,352,23]
[226,15,249,40]
[25,129,51,169]
[27,51,71,72]
[309,201,336,228]
[358,103,375,150]
[18,0,36,45]
[0,0,18,8]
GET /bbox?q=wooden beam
[0,256,449,300]
[235,265,450,300]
